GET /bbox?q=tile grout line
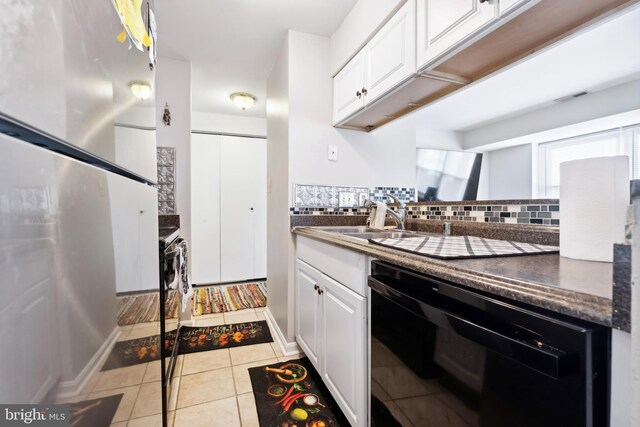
[231,351,243,427]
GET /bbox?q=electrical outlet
[339,192,356,207]
[328,145,338,161]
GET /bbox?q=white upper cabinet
[416,0,498,70]
[333,50,366,125]
[333,0,416,125]
[499,0,530,16]
[363,0,416,105]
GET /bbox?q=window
[538,125,640,198]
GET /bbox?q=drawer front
[297,236,367,296]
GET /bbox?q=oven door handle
[368,276,578,379]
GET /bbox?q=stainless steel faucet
[365,194,407,230]
[387,194,407,230]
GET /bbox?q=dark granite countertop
[159,226,179,243]
[293,226,613,327]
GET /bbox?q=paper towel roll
[560,156,629,262]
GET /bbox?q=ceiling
[155,0,358,117]
[412,5,640,132]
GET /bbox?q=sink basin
[316,226,378,233]
[344,231,418,239]
[313,226,420,240]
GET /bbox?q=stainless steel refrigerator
[0,0,159,423]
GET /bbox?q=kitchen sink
[315,226,379,233]
[344,231,418,239]
[313,226,421,240]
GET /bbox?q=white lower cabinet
[296,260,322,367]
[321,274,366,427]
[296,236,368,427]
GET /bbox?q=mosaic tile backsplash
[293,184,416,207]
[157,147,176,214]
[406,203,560,226]
[291,186,560,226]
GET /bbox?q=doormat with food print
[102,321,273,370]
[68,394,123,427]
[248,357,348,427]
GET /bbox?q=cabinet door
[295,260,322,367]
[0,246,59,404]
[138,184,159,291]
[499,0,531,16]
[417,0,497,70]
[364,0,416,105]
[332,50,366,125]
[320,274,367,427]
[108,174,142,293]
[220,136,266,282]
[252,140,267,279]
[191,134,222,284]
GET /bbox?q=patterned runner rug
[117,291,179,326]
[116,282,267,325]
[102,321,273,370]
[192,282,267,316]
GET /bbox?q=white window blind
[538,125,640,198]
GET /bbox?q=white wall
[266,30,418,347]
[289,31,416,190]
[463,79,640,150]
[416,127,464,150]
[155,57,192,244]
[330,0,404,76]
[114,126,157,181]
[486,144,533,199]
[192,111,267,136]
[115,106,156,129]
[266,35,293,342]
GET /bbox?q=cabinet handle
[362,87,368,96]
[479,0,490,3]
[250,207,254,211]
[318,289,324,295]
[356,90,362,98]
[314,284,319,291]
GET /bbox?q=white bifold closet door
[191,134,266,284]
[220,135,266,282]
[190,133,222,284]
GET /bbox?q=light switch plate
[328,145,338,161]
[339,192,356,207]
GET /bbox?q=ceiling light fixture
[129,81,152,100]
[230,92,256,111]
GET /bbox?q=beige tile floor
[74,308,304,427]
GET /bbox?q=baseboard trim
[264,307,301,356]
[56,326,120,399]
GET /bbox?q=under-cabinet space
[432,0,636,81]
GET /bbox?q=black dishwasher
[369,261,609,427]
